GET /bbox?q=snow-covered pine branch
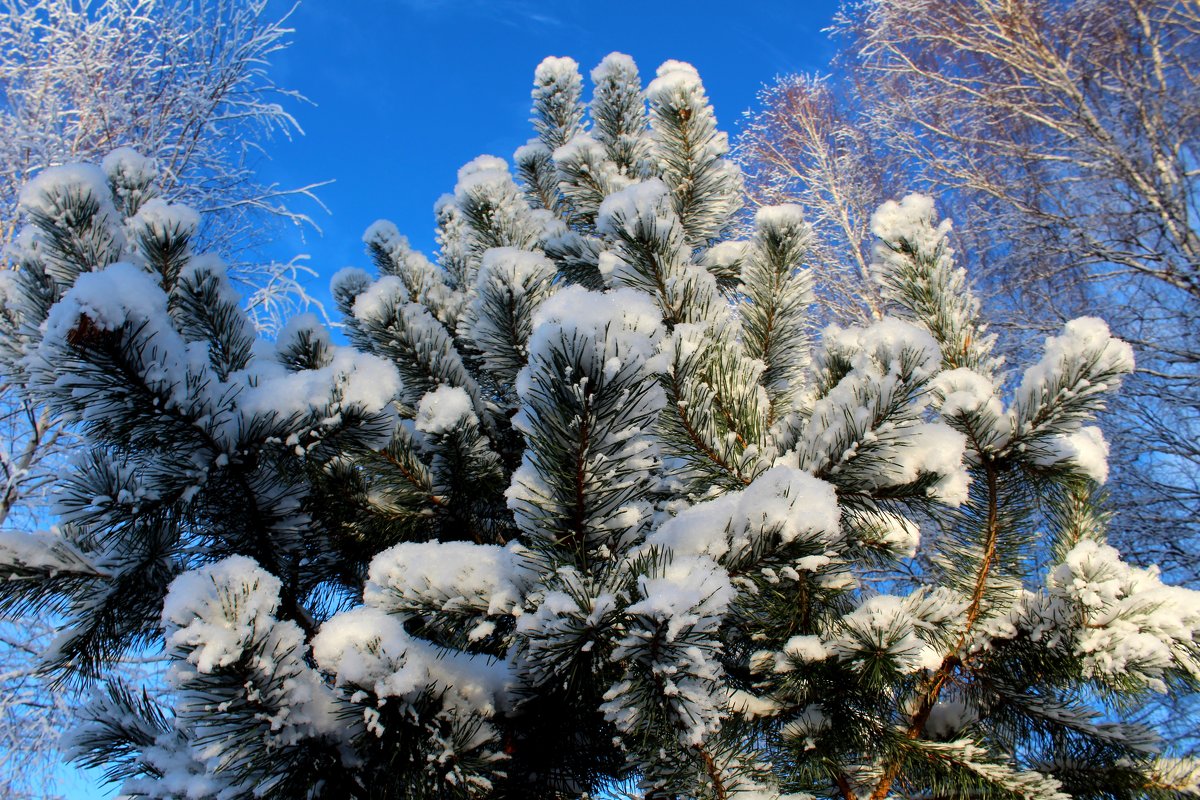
[0,0,325,323]
[0,7,323,788]
[1,53,1197,800]
[739,9,1200,723]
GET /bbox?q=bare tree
[742,0,1199,579]
[835,0,1199,302]
[0,0,329,329]
[738,74,892,325]
[834,0,1200,576]
[0,1,324,794]
[740,0,1200,755]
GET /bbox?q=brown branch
[870,464,1000,800]
[668,378,750,487]
[695,744,728,800]
[378,448,446,510]
[836,772,860,800]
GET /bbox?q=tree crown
[1,52,1198,800]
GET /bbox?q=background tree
[737,74,894,326]
[0,1,321,795]
[738,0,1200,751]
[0,0,328,327]
[739,0,1200,585]
[1,53,1198,799]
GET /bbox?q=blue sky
[59,1,841,795]
[256,0,841,310]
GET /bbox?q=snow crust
[366,541,527,619]
[590,51,636,84]
[128,198,200,239]
[522,285,665,386]
[1045,540,1200,690]
[795,318,970,503]
[330,266,372,307]
[754,203,807,233]
[18,163,114,219]
[30,262,205,420]
[596,178,671,236]
[101,147,156,185]
[904,423,971,504]
[239,346,401,420]
[783,635,829,663]
[869,511,922,559]
[925,698,978,739]
[1016,317,1135,418]
[351,275,407,322]
[415,385,476,434]
[645,60,703,106]
[727,688,782,719]
[362,218,404,252]
[162,555,281,673]
[1034,425,1110,483]
[932,367,1004,420]
[533,55,580,88]
[646,466,840,563]
[41,262,164,337]
[781,704,829,750]
[703,240,748,274]
[454,155,513,200]
[478,246,554,290]
[312,605,513,716]
[829,594,944,675]
[626,554,733,643]
[512,138,549,166]
[0,529,95,573]
[275,312,330,357]
[821,318,942,384]
[869,192,949,249]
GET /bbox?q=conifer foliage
[1,54,1199,800]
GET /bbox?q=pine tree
[2,54,1199,800]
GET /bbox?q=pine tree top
[1,52,1198,800]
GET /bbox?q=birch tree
[0,1,322,794]
[742,0,1200,583]
[841,0,1199,578]
[740,0,1200,753]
